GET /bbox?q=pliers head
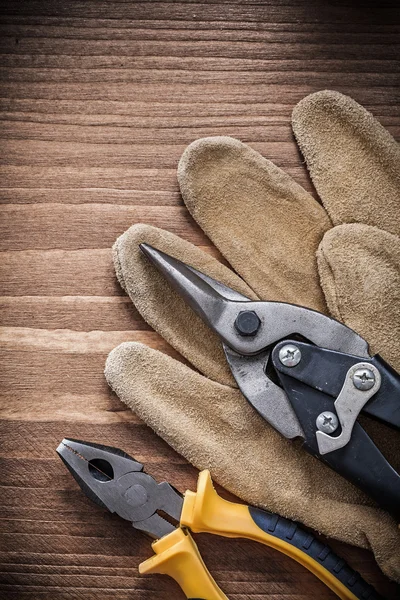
[57,439,183,539]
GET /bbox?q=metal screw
[278,344,301,367]
[316,411,339,434]
[352,368,375,391]
[123,484,148,508]
[234,310,261,336]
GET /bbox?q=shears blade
[140,242,252,327]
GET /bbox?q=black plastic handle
[275,356,400,520]
[248,506,384,600]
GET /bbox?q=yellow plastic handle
[180,470,360,600]
[139,526,228,600]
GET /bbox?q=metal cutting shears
[57,438,384,600]
[139,244,400,520]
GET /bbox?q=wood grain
[1,1,399,599]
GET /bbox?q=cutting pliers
[57,438,383,600]
[139,244,400,520]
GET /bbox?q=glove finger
[317,224,400,371]
[178,136,331,312]
[292,90,400,236]
[105,341,400,580]
[113,223,258,386]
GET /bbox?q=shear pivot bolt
[279,344,301,367]
[352,368,375,390]
[234,310,261,336]
[316,411,339,434]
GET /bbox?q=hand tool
[57,438,384,600]
[139,244,400,520]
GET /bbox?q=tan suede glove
[105,90,400,580]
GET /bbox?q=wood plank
[1,40,399,63]
[0,343,180,400]
[0,323,187,422]
[0,296,149,330]
[1,1,399,25]
[1,0,399,598]
[0,166,178,190]
[1,22,400,44]
[1,10,400,33]
[2,82,399,105]
[0,327,168,353]
[0,166,315,195]
[2,68,400,88]
[2,98,399,118]
[0,204,206,250]
[2,53,400,71]
[0,189,181,206]
[2,139,300,165]
[0,249,120,296]
[0,113,397,138]
[0,246,221,296]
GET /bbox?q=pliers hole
[88,458,114,482]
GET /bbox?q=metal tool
[57,438,384,600]
[140,244,400,519]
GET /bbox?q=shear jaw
[57,439,183,539]
[139,244,370,440]
[139,244,369,359]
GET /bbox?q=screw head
[352,368,375,390]
[234,310,261,336]
[278,344,301,367]
[316,411,339,434]
[123,484,148,508]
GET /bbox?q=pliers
[139,244,400,520]
[57,438,384,600]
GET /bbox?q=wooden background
[0,1,399,598]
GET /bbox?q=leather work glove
[105,90,400,580]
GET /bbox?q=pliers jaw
[57,439,183,539]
